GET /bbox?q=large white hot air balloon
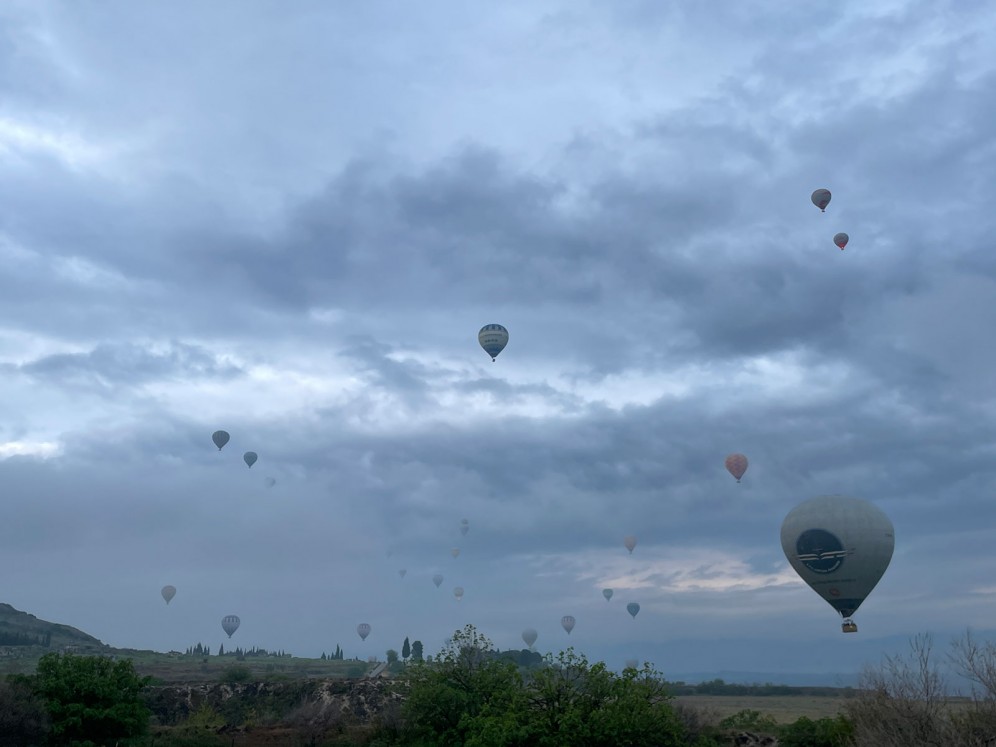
[561,615,576,634]
[212,430,230,451]
[357,623,371,641]
[602,588,613,601]
[623,536,637,554]
[222,615,240,638]
[478,324,509,362]
[780,495,894,633]
[161,585,176,605]
[811,189,832,212]
[522,628,538,648]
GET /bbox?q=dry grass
[674,694,852,723]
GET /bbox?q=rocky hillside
[0,602,105,652]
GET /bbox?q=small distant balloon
[357,623,371,641]
[161,585,176,605]
[460,525,469,536]
[602,588,613,601]
[432,574,443,588]
[212,430,230,451]
[478,324,509,362]
[460,518,469,525]
[561,615,576,634]
[222,615,240,638]
[627,602,641,619]
[398,569,407,578]
[243,451,258,468]
[834,232,849,250]
[454,586,464,601]
[625,658,639,670]
[623,536,637,554]
[522,628,538,648]
[811,189,831,212]
[451,548,460,559]
[263,477,276,488]
[725,453,748,483]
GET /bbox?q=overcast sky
[2,0,996,681]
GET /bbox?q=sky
[2,0,996,683]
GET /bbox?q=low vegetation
[7,623,996,745]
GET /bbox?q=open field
[674,694,852,723]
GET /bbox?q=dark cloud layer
[1,1,995,676]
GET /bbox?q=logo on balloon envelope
[795,529,848,574]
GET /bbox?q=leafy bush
[221,664,253,684]
[33,653,151,745]
[719,708,778,733]
[778,715,854,747]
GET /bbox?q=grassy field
[674,694,852,723]
[0,648,376,682]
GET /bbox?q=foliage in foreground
[381,624,689,746]
[26,652,151,745]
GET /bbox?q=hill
[0,602,106,653]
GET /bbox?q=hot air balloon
[561,615,576,634]
[460,525,469,536]
[212,430,230,451]
[398,569,407,578]
[811,189,831,212]
[222,615,240,638]
[602,588,613,601]
[357,623,371,641]
[454,586,464,601]
[522,628,538,648]
[627,602,641,619]
[623,536,637,554]
[263,477,276,488]
[780,495,894,633]
[478,324,509,362]
[243,451,257,468]
[725,453,748,483]
[460,518,469,525]
[625,658,639,670]
[432,574,444,588]
[451,548,460,559]
[834,232,849,250]
[161,585,176,605]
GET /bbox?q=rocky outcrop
[733,731,778,746]
[145,677,405,728]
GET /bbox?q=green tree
[402,637,411,661]
[218,643,224,656]
[411,640,424,663]
[779,715,854,747]
[33,653,151,746]
[386,649,399,665]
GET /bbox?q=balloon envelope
[725,453,748,482]
[478,324,509,361]
[460,525,469,536]
[243,451,257,468]
[811,188,832,212]
[357,623,371,641]
[398,569,407,578]
[780,495,894,624]
[602,588,613,601]
[451,548,460,558]
[212,430,230,450]
[627,602,641,619]
[561,615,576,634]
[522,628,538,647]
[432,574,443,588]
[834,232,849,250]
[623,536,637,554]
[161,585,176,604]
[454,586,464,600]
[222,615,240,638]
